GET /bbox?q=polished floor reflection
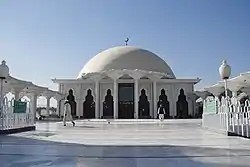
[1,119,250,167]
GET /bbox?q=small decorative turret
[0,60,10,79]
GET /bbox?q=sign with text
[204,100,217,114]
[14,100,27,113]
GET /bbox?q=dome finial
[125,37,129,46]
[222,60,227,64]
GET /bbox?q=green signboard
[14,100,27,113]
[204,100,216,114]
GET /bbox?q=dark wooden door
[118,83,134,119]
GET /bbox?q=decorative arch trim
[139,88,149,97]
[84,88,95,100]
[102,88,113,102]
[65,88,76,95]
[175,87,187,102]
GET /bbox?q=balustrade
[0,97,34,131]
[203,96,250,138]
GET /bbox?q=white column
[31,93,38,121]
[190,86,196,117]
[55,94,64,117]
[171,86,177,117]
[100,92,104,118]
[95,81,100,118]
[153,81,157,119]
[170,95,175,117]
[80,99,84,117]
[56,99,60,116]
[76,99,82,118]
[113,79,118,119]
[46,96,51,116]
[188,99,193,116]
[134,79,139,119]
[150,83,153,118]
[60,99,65,117]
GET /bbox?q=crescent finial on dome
[125,38,129,46]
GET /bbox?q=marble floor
[1,119,250,167]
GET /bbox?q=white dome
[78,46,175,78]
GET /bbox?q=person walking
[63,100,75,126]
[157,104,165,121]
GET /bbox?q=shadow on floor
[0,135,249,167]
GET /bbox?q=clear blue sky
[1,0,250,91]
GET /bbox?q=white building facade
[53,46,200,119]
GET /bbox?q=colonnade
[74,80,194,119]
[92,79,142,119]
[4,89,64,118]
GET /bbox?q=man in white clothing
[63,100,75,126]
[157,104,165,121]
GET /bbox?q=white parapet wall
[0,97,35,133]
[202,96,250,138]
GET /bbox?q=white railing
[203,96,250,137]
[0,97,34,131]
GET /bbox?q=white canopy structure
[202,71,250,98]
[2,72,64,117]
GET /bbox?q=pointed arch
[66,88,77,117]
[138,89,150,118]
[103,89,114,118]
[157,88,170,118]
[176,88,189,118]
[83,89,95,118]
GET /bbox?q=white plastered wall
[156,83,194,117]
[61,83,95,117]
[58,80,196,118]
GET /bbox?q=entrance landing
[1,119,250,166]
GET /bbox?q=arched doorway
[138,89,150,118]
[103,89,114,118]
[67,89,77,117]
[176,89,188,118]
[157,89,170,118]
[83,89,95,118]
[118,83,134,119]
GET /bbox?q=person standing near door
[158,104,165,121]
[63,100,75,126]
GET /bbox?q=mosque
[52,46,200,119]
